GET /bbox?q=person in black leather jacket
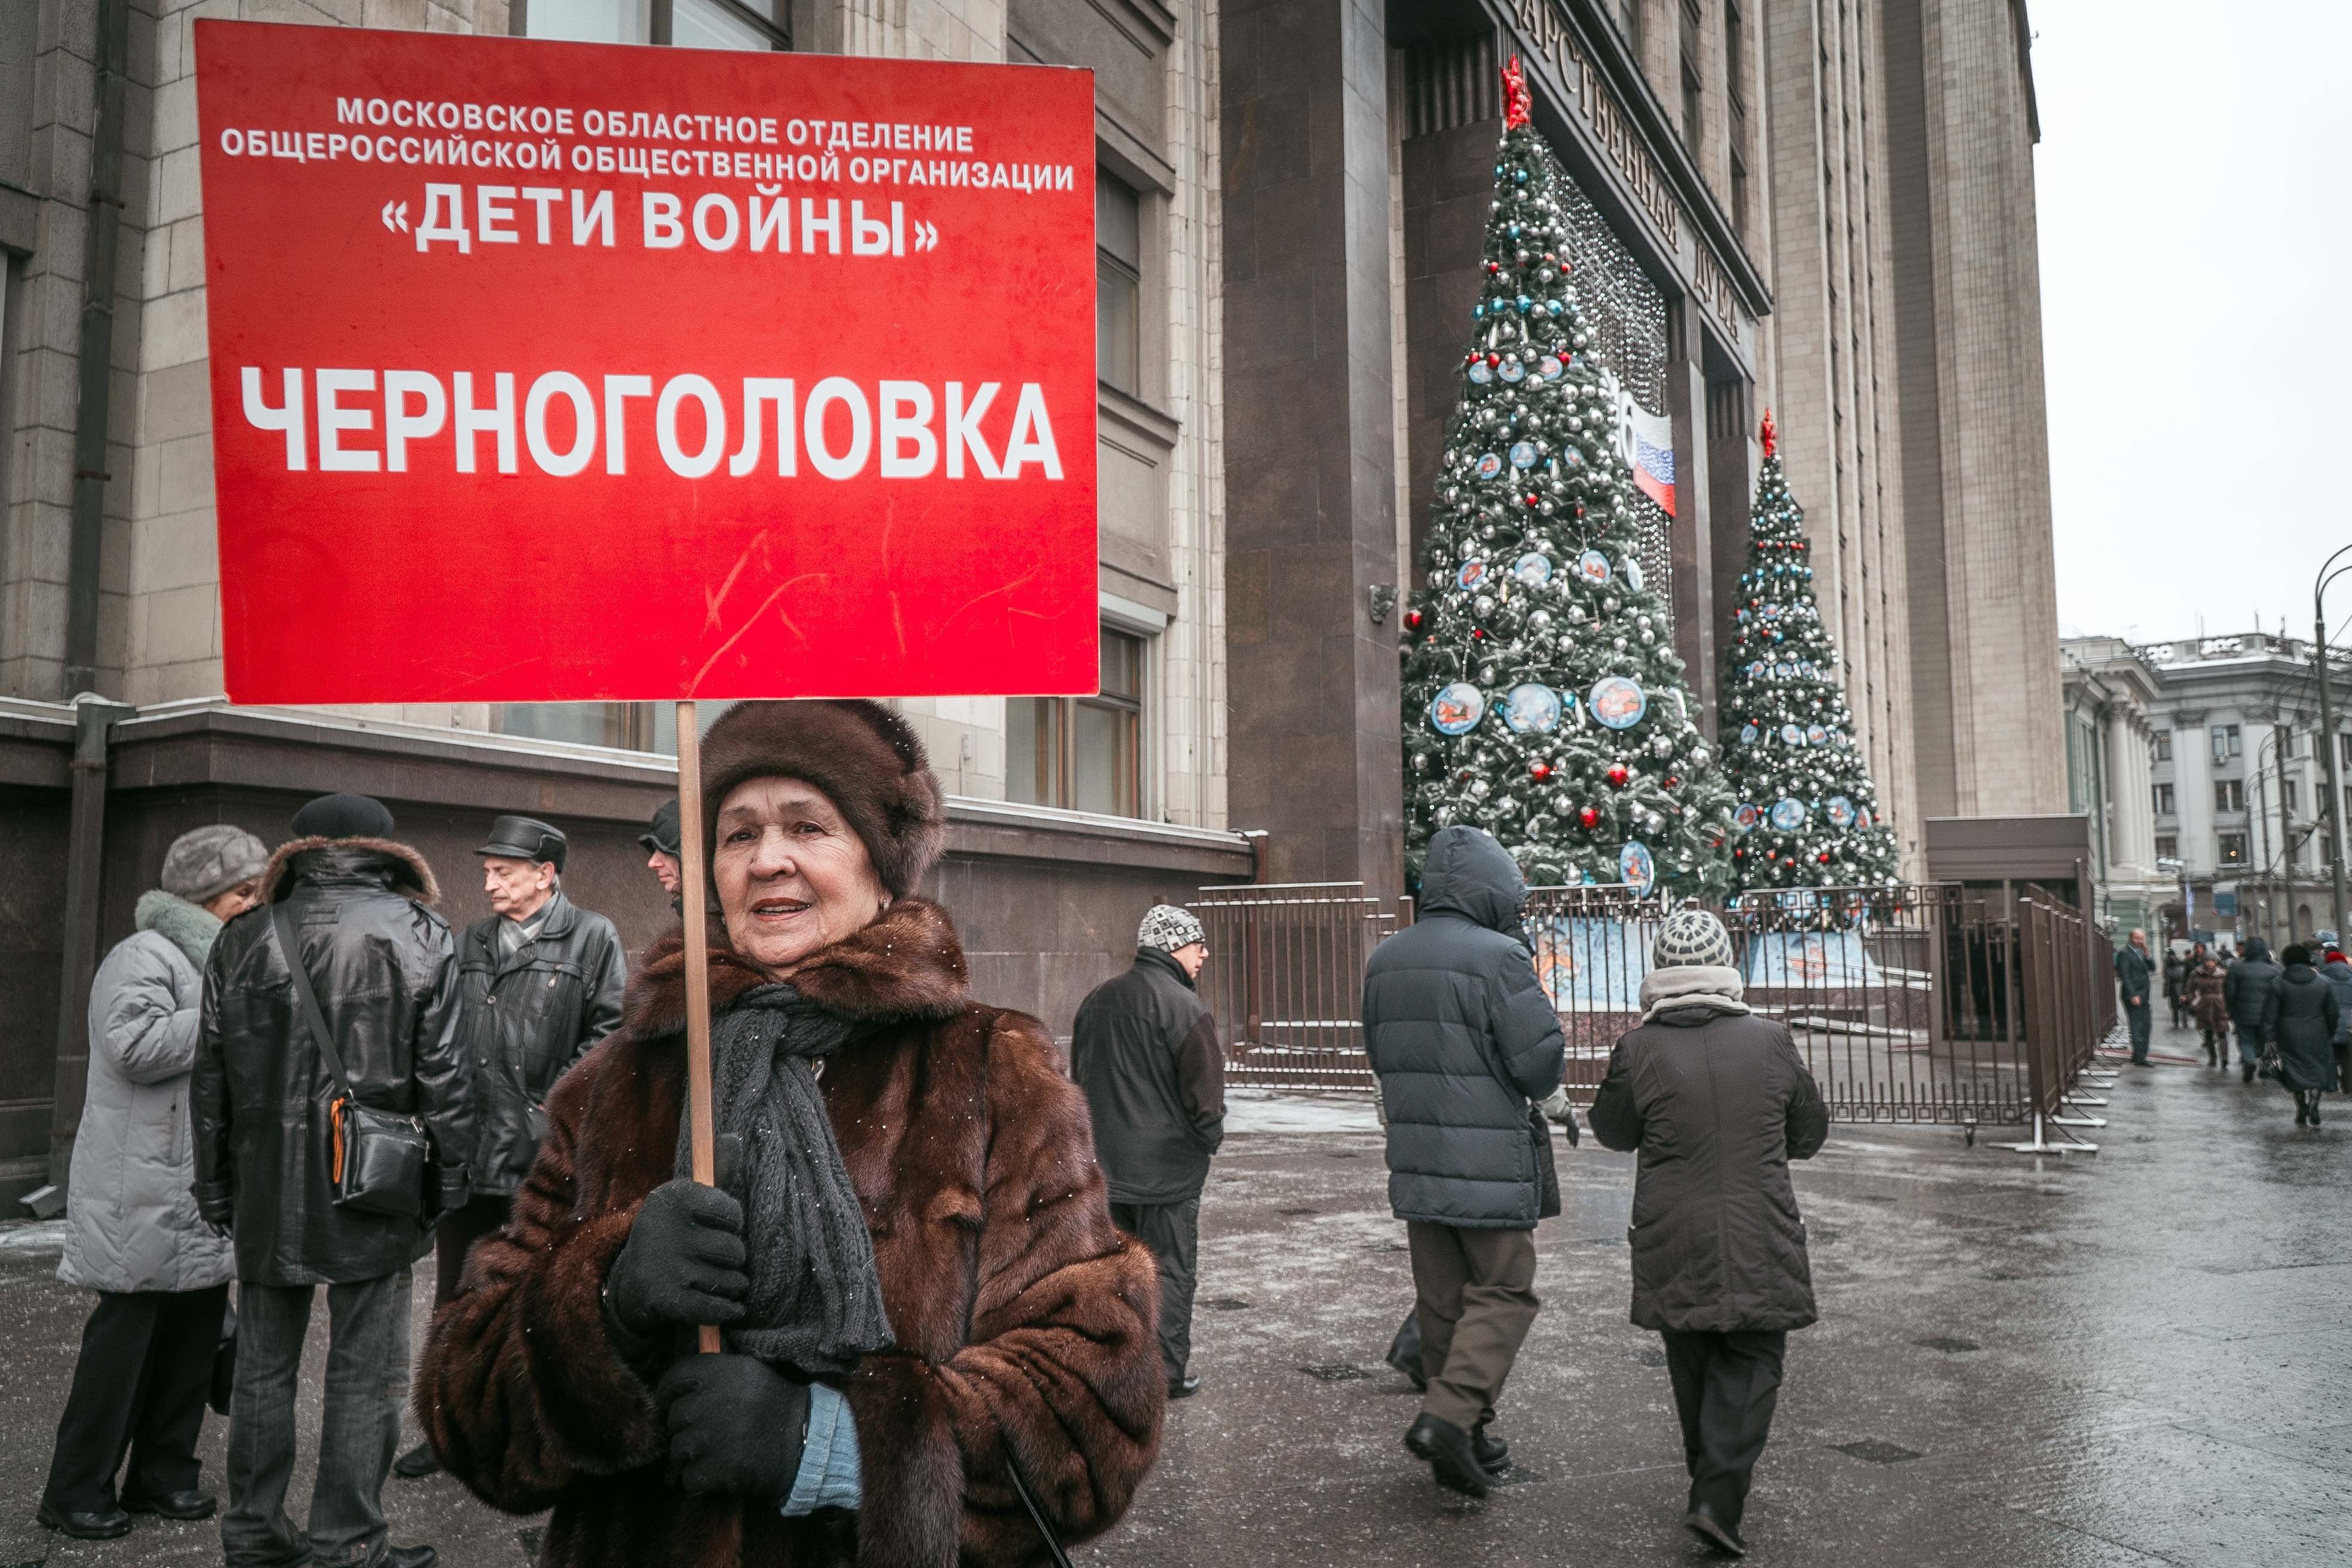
[2224,938,2284,1084]
[191,794,468,1568]
[396,816,621,1480]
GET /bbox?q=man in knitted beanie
[1591,907,1827,1556]
[1070,904,1223,1401]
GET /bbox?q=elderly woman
[2265,944,2341,1127]
[417,701,1163,1567]
[1591,909,1828,1560]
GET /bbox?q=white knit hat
[1652,908,1735,969]
[1138,904,1207,953]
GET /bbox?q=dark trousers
[431,1193,511,1309]
[223,1269,411,1568]
[2167,988,2189,1027]
[1661,1328,1787,1532]
[2125,1000,2153,1061]
[1110,1198,1200,1382]
[43,1284,230,1514]
[1407,1221,1539,1432]
[2237,1020,2270,1068]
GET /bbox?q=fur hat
[1138,904,1206,953]
[697,700,946,901]
[160,824,271,903]
[1652,908,1735,969]
[292,792,396,840]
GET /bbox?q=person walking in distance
[1590,909,1829,1559]
[393,816,623,1480]
[2185,947,2231,1067]
[639,798,683,909]
[2320,944,2352,1096]
[192,794,474,1568]
[1364,825,1569,1497]
[2225,938,2284,1085]
[1070,905,1227,1401]
[2115,929,2156,1067]
[2264,944,2341,1127]
[39,826,270,1541]
[2163,944,2190,1029]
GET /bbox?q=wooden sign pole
[674,700,723,1356]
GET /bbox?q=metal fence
[1195,878,2112,1140]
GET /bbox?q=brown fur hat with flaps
[696,700,947,900]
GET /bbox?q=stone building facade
[2059,635,2167,937]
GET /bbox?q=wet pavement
[3,1013,2347,1566]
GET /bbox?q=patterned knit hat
[1138,904,1207,953]
[1652,908,1735,969]
[160,824,271,903]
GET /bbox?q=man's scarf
[673,984,893,1377]
[1639,963,1751,1024]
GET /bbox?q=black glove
[653,1353,810,1501]
[605,1179,750,1346]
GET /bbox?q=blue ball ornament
[1546,299,1564,316]
[1515,295,1533,314]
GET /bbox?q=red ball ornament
[1486,261,1501,275]
[1606,764,1631,789]
[1405,610,1423,631]
[1530,761,1552,781]
[1663,776,1680,790]
[1578,806,1600,830]
[1818,852,1833,863]
[1470,627,1485,639]
[1526,493,1541,507]
[1486,352,1502,367]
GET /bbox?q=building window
[2214,779,2244,814]
[2152,730,2172,762]
[2284,779,2300,815]
[525,1,786,48]
[1097,173,1142,397]
[496,703,657,750]
[1006,627,1148,817]
[2152,783,2175,817]
[1724,1,1748,229]
[2340,732,2352,767]
[2219,832,2248,866]
[2211,724,2241,762]
[2155,835,2178,861]
[671,0,788,51]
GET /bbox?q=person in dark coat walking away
[40,826,269,1541]
[2115,929,2155,1065]
[2163,946,2189,1028]
[2321,945,2352,1095]
[192,794,474,1568]
[1590,908,1829,1558]
[2225,938,2284,1083]
[2264,945,2341,1126]
[1364,825,1568,1497]
[394,816,624,1480]
[1071,904,1226,1400]
[2185,947,2231,1066]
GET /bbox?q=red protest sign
[195,22,1097,705]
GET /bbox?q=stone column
[1221,0,1404,896]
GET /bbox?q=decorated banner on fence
[1530,917,1652,1013]
[1740,929,1885,988]
[195,22,1098,704]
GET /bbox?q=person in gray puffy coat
[41,825,270,1541]
[1590,908,1828,1559]
[1364,825,1567,1497]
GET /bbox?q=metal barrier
[1194,878,2107,1144]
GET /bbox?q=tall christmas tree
[1717,413,1901,890]
[1400,60,1734,898]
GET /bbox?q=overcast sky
[2034,0,2352,647]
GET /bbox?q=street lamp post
[2315,547,2352,941]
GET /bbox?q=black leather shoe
[2243,1062,2258,1084]
[1167,1374,1203,1400]
[37,1501,133,1540]
[1685,1500,1747,1557]
[1471,1423,1510,1475]
[393,1441,442,1479]
[122,1488,216,1520]
[1404,1414,1491,1497]
[386,1546,438,1568]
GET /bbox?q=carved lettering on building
[1690,243,1741,336]
[1509,0,1680,249]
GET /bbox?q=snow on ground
[1224,1087,1382,1135]
[0,1220,69,1255]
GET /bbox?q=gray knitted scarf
[673,983,892,1377]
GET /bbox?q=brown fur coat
[414,899,1164,1567]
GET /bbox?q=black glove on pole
[654,1355,811,1500]
[605,1178,751,1347]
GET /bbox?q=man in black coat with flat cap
[394,815,623,1480]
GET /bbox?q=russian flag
[1628,406,1677,517]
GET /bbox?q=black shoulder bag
[273,903,431,1221]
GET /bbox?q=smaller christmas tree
[1719,414,1901,890]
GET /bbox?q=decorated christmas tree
[1399,60,1734,899]
[1718,413,1901,890]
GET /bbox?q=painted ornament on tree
[1619,840,1656,895]
[1512,551,1553,586]
[1780,722,1805,746]
[1509,441,1539,469]
[1477,452,1505,479]
[1827,795,1857,829]
[1734,802,1762,834]
[1589,676,1647,730]
[1769,797,1808,831]
[1430,683,1486,735]
[1468,360,1494,385]
[1498,359,1525,384]
[1577,550,1612,586]
[1456,559,1489,592]
[1503,683,1564,734]
[1740,722,1760,745]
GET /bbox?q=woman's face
[713,777,890,974]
